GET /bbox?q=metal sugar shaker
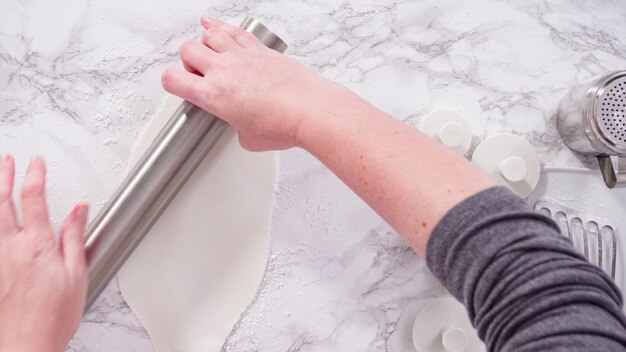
[557,71,626,188]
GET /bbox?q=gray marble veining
[1,0,625,351]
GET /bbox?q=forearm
[1,339,62,352]
[295,82,494,255]
[162,17,494,255]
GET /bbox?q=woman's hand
[161,16,340,151]
[0,155,89,352]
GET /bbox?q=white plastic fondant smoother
[420,110,472,154]
[471,134,541,198]
[526,167,626,301]
[412,297,484,352]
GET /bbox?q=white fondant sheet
[118,96,276,352]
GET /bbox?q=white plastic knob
[441,327,468,352]
[438,122,465,148]
[499,156,528,183]
[420,111,472,154]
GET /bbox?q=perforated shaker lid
[591,71,626,154]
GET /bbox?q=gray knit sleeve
[426,186,626,351]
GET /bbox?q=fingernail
[70,203,89,223]
[30,155,42,164]
[75,203,89,222]
[27,156,34,169]
[200,16,211,26]
[1,154,9,164]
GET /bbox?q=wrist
[294,80,370,152]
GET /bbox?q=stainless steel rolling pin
[84,17,288,310]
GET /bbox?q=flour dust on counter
[117,95,277,352]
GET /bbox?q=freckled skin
[163,17,495,256]
[297,91,494,253]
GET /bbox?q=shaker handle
[598,155,626,188]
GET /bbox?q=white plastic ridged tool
[527,167,626,300]
[420,111,473,155]
[412,297,485,352]
[471,134,541,198]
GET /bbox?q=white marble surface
[1,0,626,351]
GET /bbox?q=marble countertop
[1,0,625,350]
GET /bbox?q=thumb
[60,203,89,282]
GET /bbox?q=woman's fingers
[60,203,89,280]
[200,16,262,49]
[0,154,18,236]
[179,39,216,74]
[20,157,51,233]
[161,67,206,108]
[201,24,240,53]
[183,61,202,76]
